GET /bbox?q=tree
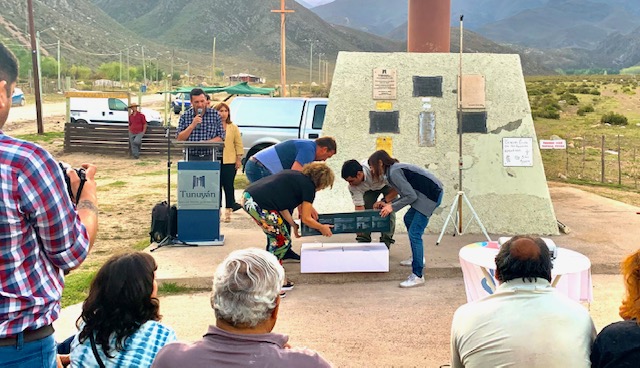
[97,62,120,80]
[69,64,91,80]
[41,56,58,78]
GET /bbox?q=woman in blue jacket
[368,150,444,288]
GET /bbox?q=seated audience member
[590,249,640,368]
[66,252,176,367]
[152,248,332,368]
[450,236,596,368]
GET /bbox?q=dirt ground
[6,102,640,270]
[5,100,179,268]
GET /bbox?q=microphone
[197,108,203,117]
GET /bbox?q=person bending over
[242,162,334,293]
[368,150,443,288]
[341,159,397,249]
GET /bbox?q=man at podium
[176,88,224,161]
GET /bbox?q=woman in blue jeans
[368,150,444,288]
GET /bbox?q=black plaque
[301,210,391,236]
[458,111,488,133]
[412,76,443,97]
[369,111,400,134]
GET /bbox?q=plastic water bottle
[419,97,436,147]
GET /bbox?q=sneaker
[282,248,301,262]
[399,274,425,288]
[282,281,295,291]
[279,291,287,299]
[399,257,425,266]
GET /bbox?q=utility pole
[309,42,313,93]
[27,0,44,134]
[325,59,329,85]
[119,51,122,86]
[271,0,294,97]
[212,37,216,84]
[318,53,323,84]
[170,48,174,84]
[57,39,61,91]
[142,46,146,87]
[127,48,130,90]
[36,31,42,100]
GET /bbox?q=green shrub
[577,105,595,116]
[589,89,601,95]
[601,112,628,126]
[560,92,579,105]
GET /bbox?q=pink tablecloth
[459,241,593,303]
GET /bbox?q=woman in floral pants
[243,163,335,292]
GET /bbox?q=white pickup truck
[229,97,328,167]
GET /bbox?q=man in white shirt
[341,159,397,248]
[450,236,596,368]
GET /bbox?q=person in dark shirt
[368,150,443,288]
[591,249,640,368]
[242,163,334,292]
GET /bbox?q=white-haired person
[151,248,332,368]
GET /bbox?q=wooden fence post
[581,138,585,179]
[601,135,605,183]
[617,134,621,186]
[634,147,637,189]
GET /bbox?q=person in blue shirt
[245,136,336,261]
[244,136,336,183]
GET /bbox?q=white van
[70,97,163,126]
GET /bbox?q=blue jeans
[0,334,57,368]
[404,208,429,278]
[245,159,272,183]
[404,194,443,277]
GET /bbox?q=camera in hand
[58,162,87,204]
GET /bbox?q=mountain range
[312,0,640,70]
[1,0,636,81]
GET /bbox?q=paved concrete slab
[55,274,625,368]
[150,185,639,288]
[55,184,638,367]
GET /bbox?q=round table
[459,241,593,303]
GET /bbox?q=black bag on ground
[150,201,177,243]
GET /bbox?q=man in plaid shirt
[0,43,99,368]
[176,88,224,161]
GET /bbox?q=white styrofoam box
[300,242,389,273]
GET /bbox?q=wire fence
[541,134,640,189]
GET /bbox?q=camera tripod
[435,191,490,245]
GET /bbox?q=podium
[173,141,225,245]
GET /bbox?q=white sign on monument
[372,68,397,100]
[503,137,533,167]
